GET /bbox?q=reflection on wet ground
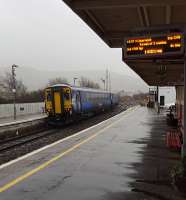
[0,107,183,200]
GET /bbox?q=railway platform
[0,106,184,200]
[0,113,46,127]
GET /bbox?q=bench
[166,130,182,150]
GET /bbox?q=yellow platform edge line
[0,106,137,193]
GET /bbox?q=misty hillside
[0,67,148,93]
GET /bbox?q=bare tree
[2,72,27,99]
[0,75,6,99]
[48,77,69,86]
[79,77,100,89]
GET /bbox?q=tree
[48,77,69,86]
[18,89,44,103]
[2,72,27,99]
[79,77,100,89]
[0,71,45,103]
[0,75,7,100]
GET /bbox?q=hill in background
[0,67,148,94]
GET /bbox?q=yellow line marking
[0,133,99,193]
[0,107,136,193]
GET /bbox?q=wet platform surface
[0,107,180,200]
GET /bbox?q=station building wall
[158,87,176,106]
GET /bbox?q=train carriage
[45,84,118,124]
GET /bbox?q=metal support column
[156,86,159,102]
[182,52,186,164]
[155,86,160,113]
[12,64,18,120]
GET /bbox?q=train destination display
[124,33,184,59]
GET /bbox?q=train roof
[47,84,114,94]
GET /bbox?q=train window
[91,93,93,100]
[86,93,88,101]
[46,92,52,101]
[90,93,92,100]
[64,91,70,100]
[72,92,76,103]
[82,92,85,101]
[96,93,98,100]
[87,92,90,101]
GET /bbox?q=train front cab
[45,85,72,122]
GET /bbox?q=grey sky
[0,0,138,77]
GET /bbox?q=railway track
[0,104,128,163]
[0,106,128,153]
[0,129,57,152]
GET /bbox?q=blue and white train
[45,84,119,123]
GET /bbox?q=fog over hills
[0,67,148,93]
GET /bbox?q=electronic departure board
[123,33,184,59]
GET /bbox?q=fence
[0,102,45,118]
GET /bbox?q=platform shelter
[63,0,186,160]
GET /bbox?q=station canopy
[63,0,186,86]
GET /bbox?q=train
[45,84,119,123]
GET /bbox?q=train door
[45,89,52,115]
[63,88,72,111]
[54,91,62,114]
[76,92,81,113]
